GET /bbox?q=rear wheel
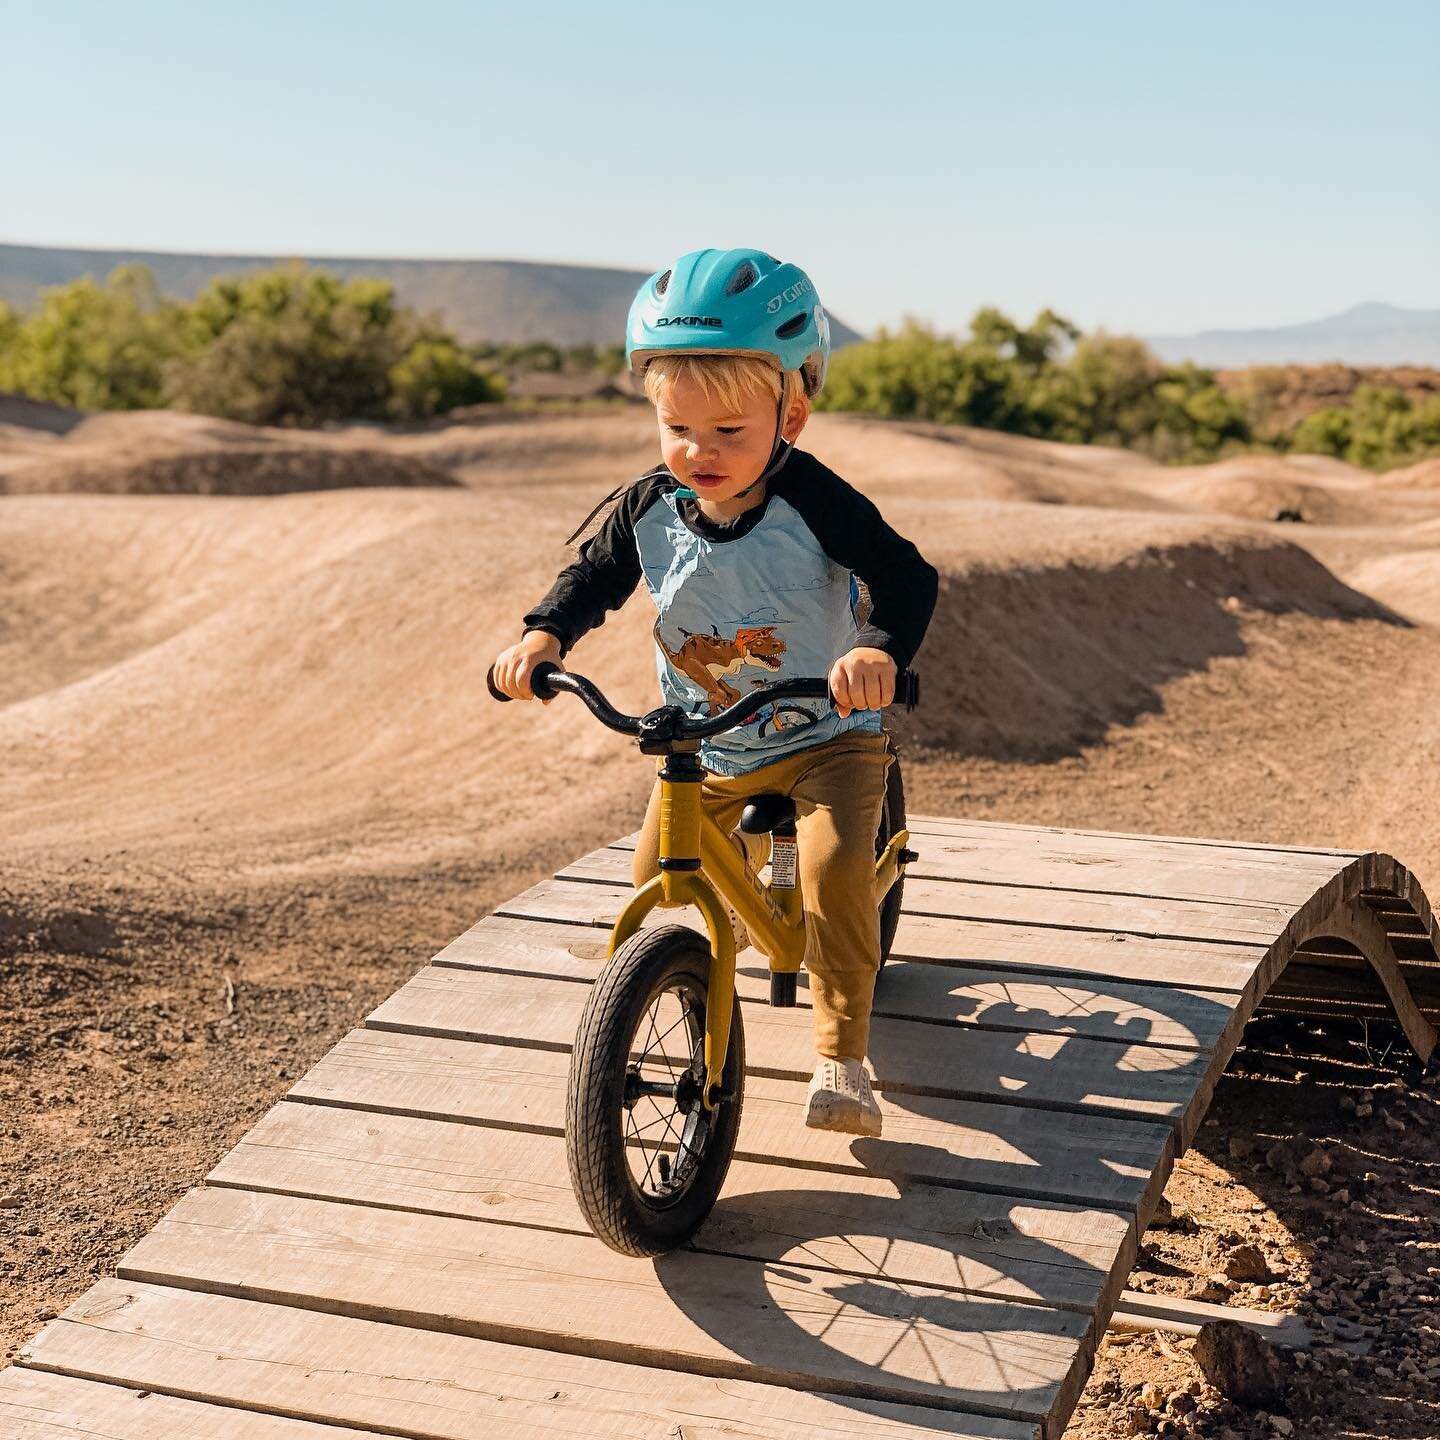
[876,748,907,968]
[566,925,744,1257]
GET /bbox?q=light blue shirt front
[635,490,881,777]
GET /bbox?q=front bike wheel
[566,924,744,1257]
[876,748,907,968]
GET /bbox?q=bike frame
[607,740,912,1111]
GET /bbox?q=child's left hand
[829,647,897,717]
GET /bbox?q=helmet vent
[774,312,809,340]
[655,269,672,297]
[725,261,758,296]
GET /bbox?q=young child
[490,248,937,1136]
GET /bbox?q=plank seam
[380,973,1218,1055]
[496,898,1275,953]
[14,1356,405,1440]
[282,1091,1142,1213]
[200,1176,1108,1318]
[902,820,1362,861]
[104,1265,1059,1427]
[563,863,1305,915]
[358,1017,1194,1130]
[434,949,1255,1001]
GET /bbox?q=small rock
[1355,1102,1373,1119]
[1270,1418,1294,1436]
[0,1197,20,1210]
[1298,1146,1331,1178]
[1195,1320,1284,1406]
[1222,1244,1272,1283]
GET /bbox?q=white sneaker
[805,1057,882,1137]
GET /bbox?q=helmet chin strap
[733,396,793,498]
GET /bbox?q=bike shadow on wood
[653,963,1232,1429]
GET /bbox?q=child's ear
[781,391,811,444]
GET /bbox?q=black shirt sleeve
[520,471,671,657]
[776,452,939,671]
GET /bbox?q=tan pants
[632,730,893,1061]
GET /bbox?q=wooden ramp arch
[7,818,1439,1440]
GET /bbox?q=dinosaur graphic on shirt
[654,621,787,714]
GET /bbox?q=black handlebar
[486,661,919,741]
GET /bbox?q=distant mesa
[1145,301,1440,368]
[0,243,866,350]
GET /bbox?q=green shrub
[0,264,184,409]
[819,309,1250,462]
[0,262,504,426]
[389,337,505,420]
[1290,385,1440,468]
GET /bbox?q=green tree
[0,264,183,409]
[164,266,404,424]
[388,336,505,420]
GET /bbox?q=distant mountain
[1146,302,1440,368]
[0,242,865,350]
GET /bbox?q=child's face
[656,372,809,511]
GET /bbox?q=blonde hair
[642,353,806,417]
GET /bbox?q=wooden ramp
[8,818,1440,1440]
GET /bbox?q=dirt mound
[0,408,460,496]
[1376,456,1440,490]
[1345,550,1440,626]
[897,534,1402,761]
[1151,454,1433,526]
[2,444,459,495]
[805,413,1175,511]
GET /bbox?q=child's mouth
[690,473,727,488]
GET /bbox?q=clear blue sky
[3,0,1436,337]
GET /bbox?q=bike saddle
[739,793,796,835]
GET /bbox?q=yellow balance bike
[488,661,919,1256]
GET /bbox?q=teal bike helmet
[626,248,831,397]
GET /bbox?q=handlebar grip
[485,665,512,704]
[487,661,562,703]
[895,669,921,710]
[530,661,561,700]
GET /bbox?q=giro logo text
[766,278,814,313]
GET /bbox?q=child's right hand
[491,630,565,702]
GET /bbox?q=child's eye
[718,426,744,435]
[667,425,687,435]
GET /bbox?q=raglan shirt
[521,448,939,777]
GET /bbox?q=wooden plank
[20,1280,1039,1440]
[439,914,1239,1052]
[608,824,1355,872]
[210,1101,1132,1313]
[554,857,1294,945]
[290,1028,1174,1213]
[115,1187,1097,1429]
[454,908,1268,999]
[501,874,1287,949]
[897,914,1268,993]
[369,964,1211,1125]
[1109,1290,1312,1349]
[0,1365,373,1439]
[904,815,1362,863]
[584,838,1341,910]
